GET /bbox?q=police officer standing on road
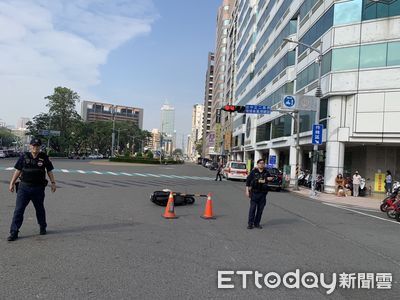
[245,159,273,229]
[7,138,57,242]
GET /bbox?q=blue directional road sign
[245,105,271,114]
[312,124,323,145]
[40,130,49,136]
[283,95,296,108]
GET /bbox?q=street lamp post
[284,37,323,196]
[111,106,116,157]
[47,113,52,155]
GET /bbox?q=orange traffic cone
[201,193,215,219]
[162,192,178,219]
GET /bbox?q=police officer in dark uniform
[7,138,57,241]
[245,159,273,229]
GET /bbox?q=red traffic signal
[221,105,245,113]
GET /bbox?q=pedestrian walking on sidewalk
[245,159,274,229]
[215,162,223,181]
[352,171,362,197]
[385,170,393,195]
[7,138,57,242]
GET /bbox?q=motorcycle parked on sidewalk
[387,200,400,219]
[380,182,400,212]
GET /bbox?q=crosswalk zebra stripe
[133,173,147,177]
[145,173,160,178]
[0,167,214,180]
[120,172,133,176]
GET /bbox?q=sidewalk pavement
[288,187,386,211]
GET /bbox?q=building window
[360,43,387,68]
[387,41,400,66]
[256,122,271,142]
[362,0,400,20]
[331,46,360,71]
[224,5,229,10]
[223,19,230,26]
[271,115,292,139]
[334,0,362,25]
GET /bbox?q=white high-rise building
[189,104,204,159]
[230,0,400,193]
[17,118,30,130]
[160,102,175,153]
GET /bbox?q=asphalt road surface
[1,158,399,299]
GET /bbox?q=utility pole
[111,106,116,157]
[47,113,52,155]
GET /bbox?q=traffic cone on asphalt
[201,193,215,219]
[162,192,178,219]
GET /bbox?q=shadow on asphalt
[263,218,300,226]
[47,222,139,235]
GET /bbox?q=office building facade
[231,0,400,192]
[81,100,143,129]
[211,0,236,158]
[202,52,215,158]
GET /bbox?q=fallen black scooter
[150,191,195,206]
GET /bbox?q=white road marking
[323,203,400,225]
[145,173,160,178]
[77,170,86,174]
[92,171,102,174]
[120,172,133,176]
[133,173,147,177]
[61,169,69,173]
[107,172,118,175]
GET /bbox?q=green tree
[0,127,17,148]
[27,87,82,153]
[173,148,183,156]
[195,138,203,156]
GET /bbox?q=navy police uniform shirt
[246,168,271,193]
[15,152,54,186]
[14,152,54,172]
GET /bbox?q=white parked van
[223,161,248,180]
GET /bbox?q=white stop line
[323,202,400,225]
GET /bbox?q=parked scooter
[380,185,399,212]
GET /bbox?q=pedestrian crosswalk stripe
[0,167,214,180]
[145,173,160,178]
[121,172,133,176]
[133,173,147,177]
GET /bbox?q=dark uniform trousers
[10,183,47,233]
[248,192,267,226]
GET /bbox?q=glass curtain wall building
[232,0,400,192]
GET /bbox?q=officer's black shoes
[40,228,47,235]
[247,224,254,229]
[7,232,18,242]
[254,225,263,229]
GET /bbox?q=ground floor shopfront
[233,142,400,194]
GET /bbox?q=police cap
[30,138,42,146]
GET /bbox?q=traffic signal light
[221,105,246,113]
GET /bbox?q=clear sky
[0,0,220,141]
